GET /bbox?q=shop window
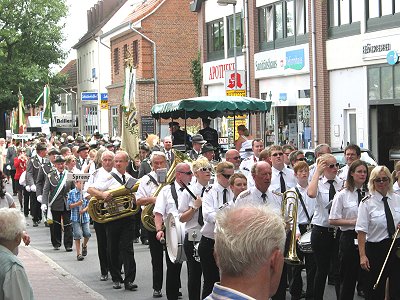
[206,19,224,61]
[381,66,393,99]
[227,13,244,58]
[328,0,361,38]
[366,0,399,32]
[395,64,400,99]
[259,0,308,51]
[368,65,400,103]
[368,68,380,100]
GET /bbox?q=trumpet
[280,190,303,265]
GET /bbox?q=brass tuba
[280,190,303,265]
[88,177,141,223]
[141,150,192,231]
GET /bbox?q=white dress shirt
[201,183,234,239]
[178,181,208,231]
[136,171,159,201]
[356,191,400,242]
[236,186,281,213]
[311,176,344,227]
[291,184,316,225]
[154,182,184,219]
[329,188,359,231]
[393,181,400,196]
[338,165,349,181]
[270,166,296,193]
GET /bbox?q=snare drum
[298,229,313,253]
[165,213,187,263]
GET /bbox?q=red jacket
[14,157,27,180]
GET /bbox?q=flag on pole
[121,65,139,160]
[35,91,44,104]
[18,90,26,134]
[43,84,51,122]
[11,108,18,134]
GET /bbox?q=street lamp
[218,0,237,90]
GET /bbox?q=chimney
[87,10,92,31]
[99,1,104,22]
[94,3,100,25]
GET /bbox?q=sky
[61,0,99,67]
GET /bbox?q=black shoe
[133,238,139,243]
[77,254,84,261]
[113,281,122,289]
[178,291,183,298]
[100,274,108,281]
[33,222,38,227]
[65,247,73,252]
[82,246,87,256]
[357,290,365,298]
[54,246,60,250]
[153,290,162,298]
[142,239,149,245]
[125,282,138,291]
[44,221,49,227]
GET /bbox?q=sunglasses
[199,167,213,172]
[177,170,193,175]
[220,173,231,179]
[374,177,389,183]
[328,163,340,168]
[272,152,284,157]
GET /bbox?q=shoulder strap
[110,172,124,185]
[170,182,178,209]
[147,174,159,186]
[49,172,67,206]
[295,187,312,224]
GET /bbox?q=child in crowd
[67,180,91,261]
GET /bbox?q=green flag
[43,84,51,121]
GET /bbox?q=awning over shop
[151,96,272,119]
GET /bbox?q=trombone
[280,190,303,265]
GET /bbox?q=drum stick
[180,181,197,200]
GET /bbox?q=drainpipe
[311,0,318,147]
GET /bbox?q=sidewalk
[19,245,105,300]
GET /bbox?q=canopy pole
[233,114,236,149]
[184,110,187,151]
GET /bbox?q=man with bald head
[225,149,241,172]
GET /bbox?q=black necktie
[223,188,228,204]
[382,196,396,238]
[280,171,286,193]
[356,189,364,206]
[261,193,267,203]
[327,180,336,201]
[167,151,171,161]
[198,186,206,226]
[122,174,126,184]
[59,172,63,179]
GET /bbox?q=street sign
[225,70,246,96]
[66,173,91,182]
[81,92,99,101]
[218,137,228,144]
[12,134,32,140]
[100,100,108,110]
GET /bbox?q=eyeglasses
[231,156,241,160]
[177,171,193,175]
[374,177,389,183]
[199,167,212,172]
[220,173,231,179]
[272,152,284,157]
[328,163,340,168]
[296,158,306,161]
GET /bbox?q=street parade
[1,1,400,300]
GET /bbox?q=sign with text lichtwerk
[224,70,246,96]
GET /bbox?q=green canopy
[151,96,272,119]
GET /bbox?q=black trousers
[311,226,339,300]
[23,189,30,216]
[198,236,219,299]
[338,230,361,300]
[290,224,316,300]
[49,209,73,249]
[10,169,16,193]
[165,247,183,300]
[93,221,109,276]
[148,230,164,291]
[184,234,202,300]
[30,192,41,222]
[364,239,400,300]
[105,216,136,284]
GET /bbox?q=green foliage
[190,51,202,97]
[0,0,68,108]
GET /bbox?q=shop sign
[100,100,108,110]
[387,50,399,66]
[254,44,309,79]
[203,56,245,85]
[81,92,98,101]
[53,114,73,127]
[362,34,400,61]
[225,70,246,96]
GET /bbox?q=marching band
[6,129,400,300]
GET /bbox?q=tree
[0,0,68,135]
[190,51,202,97]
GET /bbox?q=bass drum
[165,213,186,263]
[298,229,313,253]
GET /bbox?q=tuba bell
[281,190,303,265]
[88,177,141,223]
[141,150,192,232]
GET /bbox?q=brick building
[105,0,198,138]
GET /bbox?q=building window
[259,0,308,50]
[328,0,361,38]
[368,65,400,103]
[366,0,399,31]
[206,19,224,61]
[298,89,310,98]
[227,13,244,58]
[113,48,120,75]
[111,106,119,137]
[132,40,138,67]
[123,44,128,67]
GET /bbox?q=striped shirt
[67,188,90,223]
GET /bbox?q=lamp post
[218,0,237,90]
